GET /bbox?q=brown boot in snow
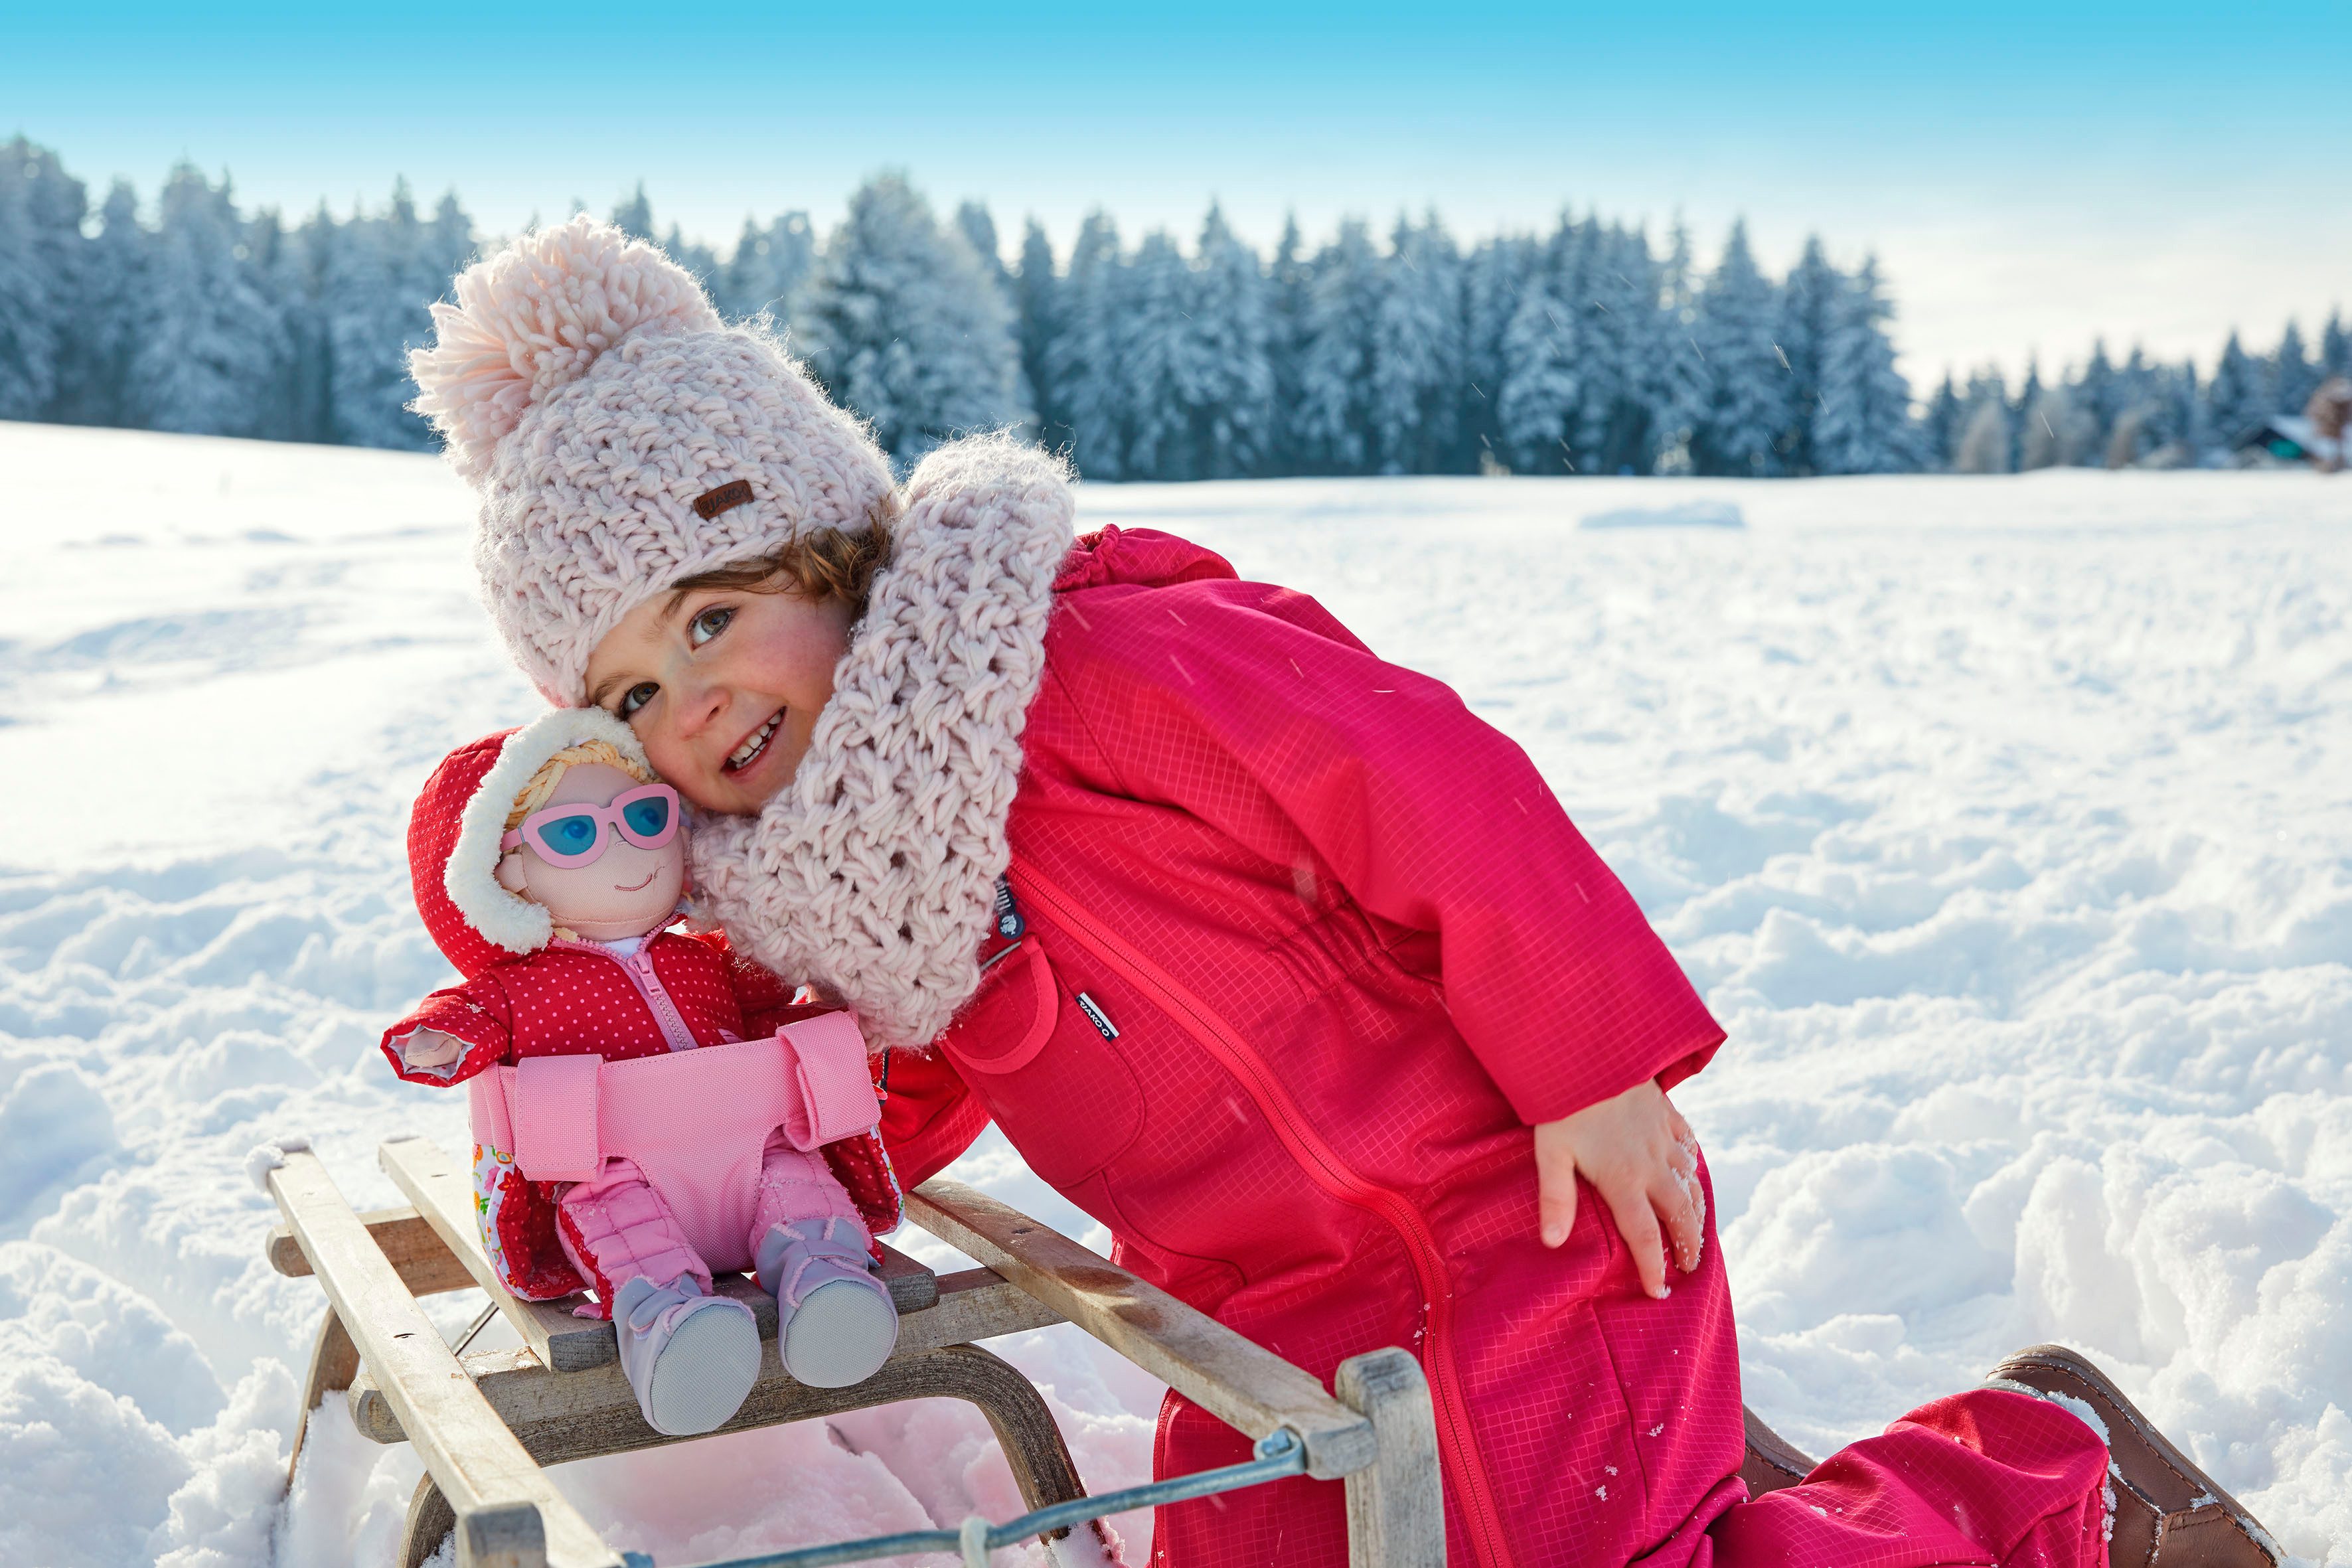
[1986,1344,2280,1567]
[1739,1404,1814,1497]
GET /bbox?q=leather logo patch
[692,479,755,519]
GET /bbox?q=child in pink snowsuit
[382,706,903,1436]
[402,218,2280,1568]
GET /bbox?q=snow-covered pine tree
[1370,214,1464,475]
[1012,218,1066,457]
[1460,235,1533,472]
[718,212,815,323]
[1496,282,1577,473]
[2019,381,2092,469]
[2176,360,2211,463]
[1121,229,1194,479]
[949,202,1026,430]
[2322,311,2351,382]
[2205,331,2262,453]
[2073,339,2119,462]
[1263,214,1311,475]
[1691,220,1784,476]
[2008,358,2042,471]
[1046,212,1128,479]
[422,194,475,303]
[325,180,435,449]
[128,164,286,437]
[1541,215,1605,471]
[1774,235,1840,474]
[2106,346,2171,465]
[2268,320,2320,417]
[1575,224,1664,474]
[239,206,298,441]
[1955,397,2009,473]
[1184,204,1276,479]
[0,137,87,422]
[67,180,147,428]
[1293,220,1383,474]
[1921,372,1963,471]
[267,201,337,443]
[611,185,655,241]
[1648,220,1709,475]
[1812,256,1918,474]
[796,173,1028,467]
[954,202,1008,293]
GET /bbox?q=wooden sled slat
[905,1177,1378,1482]
[268,1206,478,1296]
[266,1146,621,1568]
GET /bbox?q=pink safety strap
[509,1055,604,1182]
[467,1071,516,1154]
[777,1012,880,1150]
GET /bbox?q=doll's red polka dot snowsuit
[381,730,900,1306]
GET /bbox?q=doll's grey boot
[756,1217,898,1387]
[611,1273,761,1436]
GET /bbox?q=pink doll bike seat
[466,1012,879,1275]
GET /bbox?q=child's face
[496,762,686,940]
[582,586,855,817]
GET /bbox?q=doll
[380,706,900,1437]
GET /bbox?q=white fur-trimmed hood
[445,706,653,955]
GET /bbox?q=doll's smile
[724,708,787,773]
[613,870,658,893]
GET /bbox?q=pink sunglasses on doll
[501,784,680,867]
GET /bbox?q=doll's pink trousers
[554,1133,864,1300]
[469,1018,880,1304]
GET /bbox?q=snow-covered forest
[3,135,2342,481]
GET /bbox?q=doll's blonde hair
[503,740,655,830]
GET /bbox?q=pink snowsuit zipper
[558,937,709,1052]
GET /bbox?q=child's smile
[724,708,787,775]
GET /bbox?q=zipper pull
[992,876,1026,941]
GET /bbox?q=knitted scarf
[689,435,1075,1049]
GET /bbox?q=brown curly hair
[666,501,897,615]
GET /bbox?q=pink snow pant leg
[749,1128,866,1263]
[1699,1387,2112,1568]
[555,1157,711,1306]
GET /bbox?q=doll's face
[495,763,686,941]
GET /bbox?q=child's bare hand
[1533,1079,1704,1299]
[401,1029,465,1069]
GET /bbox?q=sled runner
[262,1135,1444,1568]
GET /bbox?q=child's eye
[618,682,658,718]
[690,606,734,647]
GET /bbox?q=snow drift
[1,424,2347,1565]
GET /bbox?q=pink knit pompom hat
[408,215,896,706]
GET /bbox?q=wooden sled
[264,1135,1443,1568]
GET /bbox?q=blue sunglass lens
[621,796,672,837]
[534,814,601,857]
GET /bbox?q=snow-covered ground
[2,422,2346,1567]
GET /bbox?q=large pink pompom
[408,215,723,480]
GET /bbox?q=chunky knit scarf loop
[690,433,1075,1049]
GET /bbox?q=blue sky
[9,1,2347,381]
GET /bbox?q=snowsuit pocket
[943,940,1144,1188]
